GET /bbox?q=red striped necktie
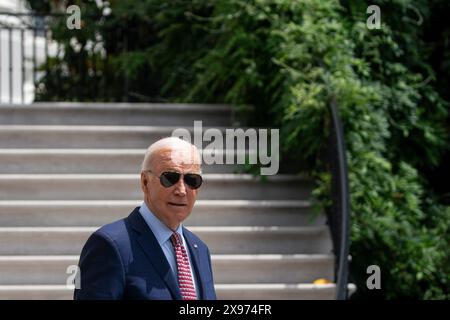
[170,232,198,300]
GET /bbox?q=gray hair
[141,137,201,172]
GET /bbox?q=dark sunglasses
[147,171,203,189]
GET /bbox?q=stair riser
[0,152,240,174]
[217,287,335,300]
[0,129,176,149]
[0,105,232,127]
[214,259,334,284]
[0,258,334,285]
[0,177,312,200]
[0,203,323,227]
[0,129,269,150]
[0,230,332,255]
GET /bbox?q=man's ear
[140,171,149,193]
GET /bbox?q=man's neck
[143,199,180,231]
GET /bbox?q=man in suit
[74,137,216,300]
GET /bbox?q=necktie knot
[170,232,182,246]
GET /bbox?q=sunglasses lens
[184,174,203,189]
[160,172,180,187]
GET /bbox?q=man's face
[140,145,201,230]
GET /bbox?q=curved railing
[327,96,351,299]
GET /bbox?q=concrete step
[0,125,265,149]
[0,226,332,255]
[217,283,343,300]
[0,254,334,285]
[0,200,324,227]
[0,174,313,200]
[0,125,184,149]
[0,283,352,300]
[0,103,232,126]
[213,254,334,284]
[0,149,245,174]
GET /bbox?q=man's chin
[166,205,190,217]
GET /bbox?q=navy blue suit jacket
[73,207,217,300]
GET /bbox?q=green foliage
[27,0,450,298]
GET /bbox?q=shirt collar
[139,201,183,246]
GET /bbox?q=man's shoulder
[91,209,139,253]
[95,217,128,242]
[93,206,139,243]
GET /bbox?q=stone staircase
[0,102,341,299]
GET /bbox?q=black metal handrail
[327,96,351,300]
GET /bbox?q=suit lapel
[127,208,181,300]
[183,227,206,300]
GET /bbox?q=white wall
[0,0,28,12]
[0,0,54,104]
